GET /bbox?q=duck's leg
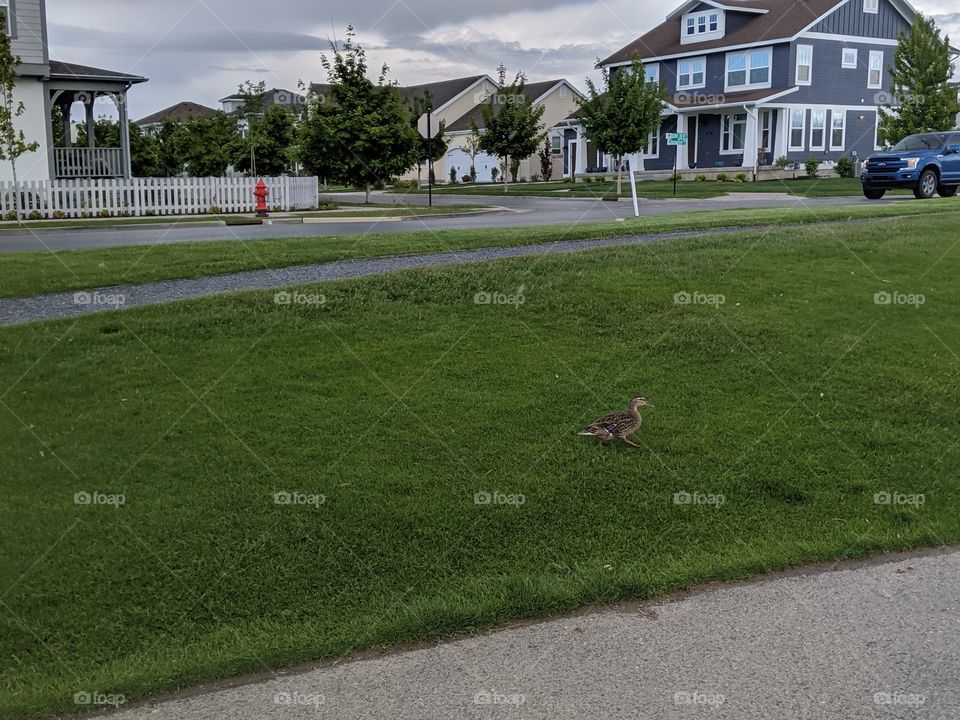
[622,437,641,448]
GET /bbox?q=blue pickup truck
[861,131,960,200]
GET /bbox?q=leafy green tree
[297,84,337,186]
[463,128,483,182]
[538,136,554,182]
[576,57,666,194]
[316,27,420,203]
[175,112,243,176]
[476,65,546,193]
[235,104,296,176]
[878,15,960,146]
[76,117,166,177]
[0,14,39,221]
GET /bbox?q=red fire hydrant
[254,179,269,217]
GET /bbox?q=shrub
[29,210,43,220]
[449,168,457,184]
[582,176,592,183]
[561,176,574,184]
[671,173,683,182]
[3,210,16,221]
[530,174,541,183]
[52,210,66,220]
[835,157,855,178]
[208,206,222,215]
[144,209,157,216]
[80,211,92,219]
[491,167,500,183]
[97,209,111,218]
[694,174,707,182]
[775,155,790,170]
[805,158,820,178]
[271,204,282,213]
[461,175,473,184]
[735,172,748,183]
[716,172,728,182]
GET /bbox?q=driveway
[100,548,960,720]
[0,192,889,254]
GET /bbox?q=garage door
[447,147,499,182]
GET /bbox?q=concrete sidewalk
[104,548,960,720]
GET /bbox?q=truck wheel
[914,169,938,199]
[938,185,958,198]
[863,187,886,200]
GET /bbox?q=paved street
[0,192,894,254]
[103,548,960,720]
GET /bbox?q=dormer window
[681,9,724,44]
[863,0,878,13]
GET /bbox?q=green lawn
[2,215,959,717]
[391,176,898,199]
[2,200,959,299]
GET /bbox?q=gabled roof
[445,80,578,133]
[667,0,769,19]
[135,102,218,126]
[49,61,147,84]
[397,75,494,112]
[601,0,914,65]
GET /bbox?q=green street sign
[666,133,688,146]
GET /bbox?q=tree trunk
[617,163,623,197]
[365,183,372,205]
[503,155,509,194]
[11,157,20,226]
[417,164,422,190]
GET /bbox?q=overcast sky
[47,0,960,120]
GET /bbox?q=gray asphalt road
[101,548,960,720]
[0,226,748,326]
[0,192,886,253]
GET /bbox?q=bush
[694,174,707,182]
[735,172,748,183]
[835,157,855,178]
[97,209,111,218]
[491,167,500,183]
[145,209,157,217]
[449,168,457,184]
[29,210,43,220]
[392,179,416,189]
[775,155,790,170]
[582,177,592,184]
[208,206,222,215]
[671,173,683,182]
[3,210,16,221]
[561,176,574,184]
[716,172,728,182]
[530,174,541,183]
[461,175,473,184]
[80,211,92,219]
[805,158,820,178]
[52,210,66,220]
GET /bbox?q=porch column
[743,108,759,171]
[576,129,587,178]
[676,114,690,171]
[118,89,132,178]
[59,98,72,148]
[85,97,96,149]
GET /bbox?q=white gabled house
[2,0,147,183]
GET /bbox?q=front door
[760,110,773,166]
[688,116,698,168]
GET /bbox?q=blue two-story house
[560,0,927,176]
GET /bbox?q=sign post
[418,110,435,207]
[628,161,639,218]
[666,132,688,197]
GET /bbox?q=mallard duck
[578,397,653,448]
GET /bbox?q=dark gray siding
[770,44,791,87]
[643,117,679,171]
[782,109,878,163]
[788,38,893,104]
[810,0,910,39]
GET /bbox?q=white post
[629,167,639,218]
[743,107,759,177]
[576,130,587,179]
[675,114,690,171]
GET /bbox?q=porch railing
[54,147,124,179]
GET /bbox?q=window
[842,48,858,68]
[868,50,884,89]
[677,57,706,89]
[551,136,562,155]
[726,48,771,89]
[863,0,878,13]
[0,0,13,36]
[644,63,660,83]
[721,113,747,153]
[796,45,813,85]
[682,10,724,42]
[789,108,806,150]
[830,109,846,150]
[645,126,661,157]
[559,86,567,98]
[760,110,773,155]
[810,109,826,150]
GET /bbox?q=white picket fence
[0,176,320,219]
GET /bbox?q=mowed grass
[2,200,959,299]
[393,176,886,199]
[2,216,960,717]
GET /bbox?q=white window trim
[830,109,846,150]
[841,48,858,69]
[719,112,748,155]
[725,48,773,92]
[863,0,878,14]
[868,50,884,89]
[677,56,707,90]
[789,109,806,151]
[796,44,813,86]
[809,109,826,151]
[644,63,660,83]
[645,126,661,159]
[0,0,14,37]
[874,112,883,151]
[681,10,725,44]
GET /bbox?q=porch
[46,61,147,180]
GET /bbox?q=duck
[578,397,653,448]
